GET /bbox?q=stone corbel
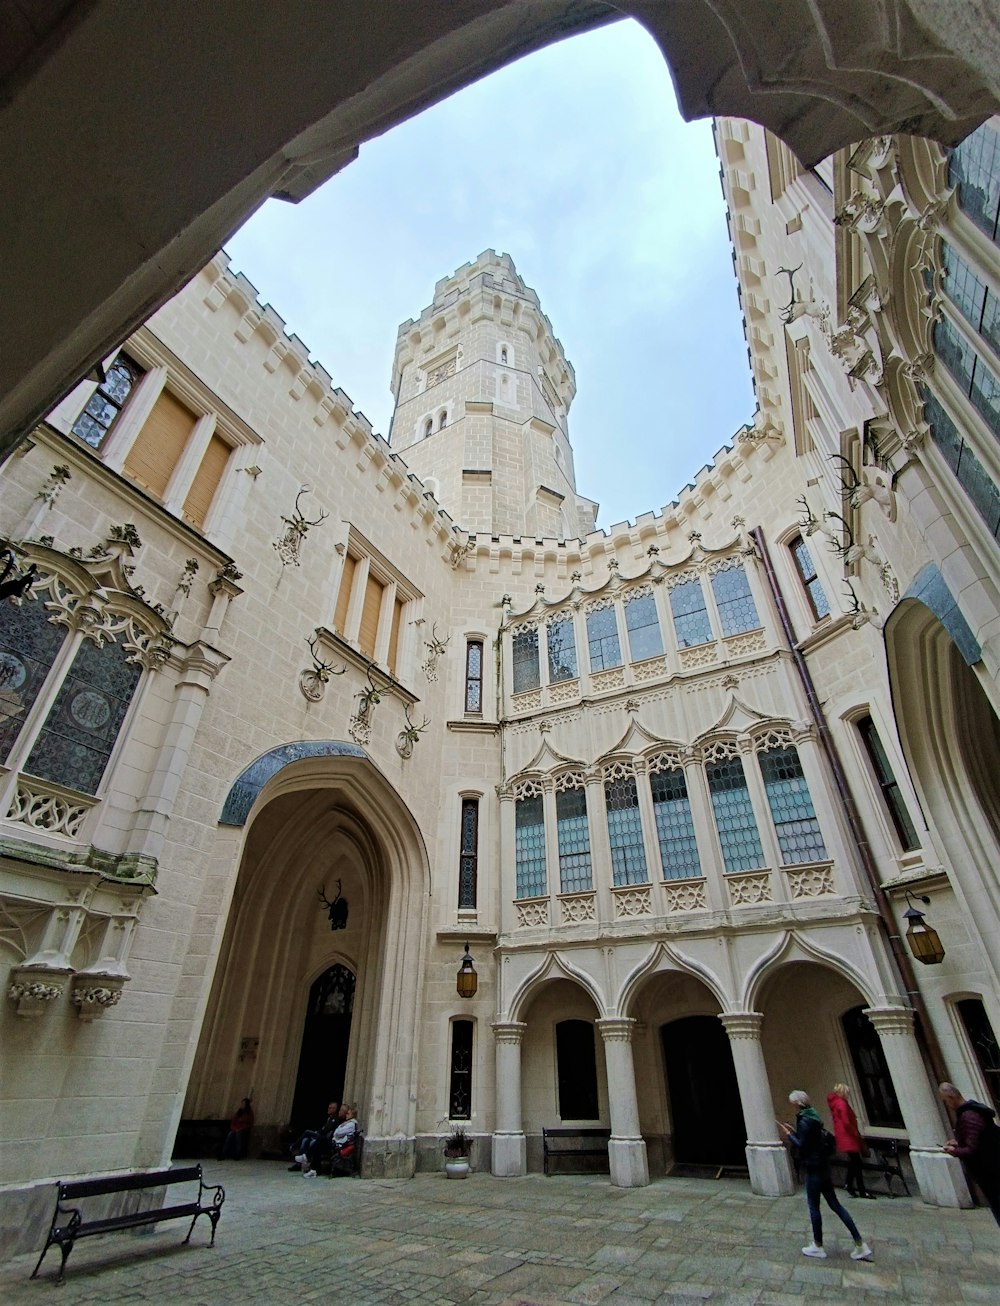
[7,963,72,1018]
[71,972,127,1020]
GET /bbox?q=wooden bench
[542,1127,611,1175]
[31,1164,225,1283]
[830,1139,911,1197]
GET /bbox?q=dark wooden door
[661,1015,747,1166]
[289,964,355,1132]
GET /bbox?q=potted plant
[443,1124,472,1178]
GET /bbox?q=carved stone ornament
[421,623,450,682]
[7,964,71,1017]
[71,972,127,1020]
[272,485,328,581]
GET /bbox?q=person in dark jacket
[779,1090,873,1260]
[828,1083,874,1199]
[940,1082,1000,1226]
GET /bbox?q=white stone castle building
[3,108,1000,1250]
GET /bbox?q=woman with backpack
[828,1083,875,1199]
[779,1090,873,1261]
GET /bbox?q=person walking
[779,1090,873,1260]
[939,1082,1000,1226]
[828,1083,874,1199]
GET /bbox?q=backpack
[820,1127,837,1158]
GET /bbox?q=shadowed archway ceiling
[1,0,998,457]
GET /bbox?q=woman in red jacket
[828,1084,873,1199]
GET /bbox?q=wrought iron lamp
[903,892,945,965]
[456,943,477,999]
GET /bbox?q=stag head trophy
[318,880,349,931]
[396,703,431,759]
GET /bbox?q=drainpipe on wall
[751,526,949,1087]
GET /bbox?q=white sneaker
[304,1169,317,1178]
[801,1243,827,1258]
[294,1154,308,1165]
[851,1242,873,1261]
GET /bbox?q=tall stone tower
[388,251,598,538]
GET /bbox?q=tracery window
[448,1020,474,1120]
[669,577,712,647]
[458,798,479,909]
[757,745,826,864]
[556,785,592,893]
[465,640,483,713]
[546,617,577,682]
[511,626,540,693]
[649,765,701,879]
[0,593,66,758]
[789,535,830,620]
[586,605,621,671]
[624,591,663,661]
[604,773,648,885]
[856,714,920,851]
[514,795,546,898]
[71,354,145,448]
[710,562,760,636]
[706,754,765,873]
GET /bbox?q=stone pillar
[719,1012,796,1196]
[492,1021,527,1176]
[865,1007,972,1207]
[597,1017,649,1187]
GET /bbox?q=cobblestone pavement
[3,1161,998,1305]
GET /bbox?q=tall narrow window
[465,640,484,713]
[556,1020,599,1120]
[856,715,920,851]
[957,998,1000,1113]
[24,633,142,795]
[424,418,433,438]
[649,766,701,879]
[920,386,1000,540]
[514,796,546,899]
[439,411,448,430]
[789,535,830,619]
[669,577,712,647]
[71,354,145,449]
[706,755,765,873]
[949,121,1000,246]
[586,605,621,672]
[182,432,232,531]
[387,597,404,676]
[933,314,1000,439]
[0,589,67,759]
[624,592,663,661]
[358,572,385,658]
[758,746,827,864]
[711,562,761,636]
[511,626,540,694]
[546,617,578,682]
[604,773,648,885]
[941,241,1000,361]
[458,798,478,909]
[123,388,198,499]
[841,1006,904,1127]
[448,1020,474,1119]
[332,553,357,635]
[556,785,592,893]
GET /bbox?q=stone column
[492,1021,527,1176]
[719,1012,796,1195]
[597,1017,649,1187]
[865,1006,972,1207]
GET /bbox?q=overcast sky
[226,18,755,531]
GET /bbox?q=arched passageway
[183,746,430,1177]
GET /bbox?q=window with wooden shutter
[182,432,231,529]
[359,573,384,656]
[333,554,357,635]
[123,390,197,499]
[387,596,404,673]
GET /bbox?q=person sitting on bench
[288,1101,339,1172]
[303,1105,358,1177]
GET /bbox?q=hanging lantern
[904,893,945,965]
[456,943,477,998]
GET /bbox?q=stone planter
[444,1157,470,1179]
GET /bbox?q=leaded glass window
[459,797,478,908]
[856,714,920,851]
[514,796,546,898]
[465,640,483,713]
[511,626,540,694]
[70,354,145,448]
[957,998,1000,1114]
[547,618,578,682]
[711,563,760,636]
[934,316,1000,439]
[942,243,1000,362]
[586,606,621,671]
[0,593,66,760]
[790,535,830,620]
[604,774,648,885]
[449,1020,473,1120]
[650,768,701,879]
[556,786,592,893]
[949,122,1000,246]
[706,756,765,873]
[921,386,1000,540]
[24,632,141,795]
[758,746,827,864]
[669,578,712,647]
[624,592,663,661]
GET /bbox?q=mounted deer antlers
[396,703,431,759]
[318,880,349,931]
